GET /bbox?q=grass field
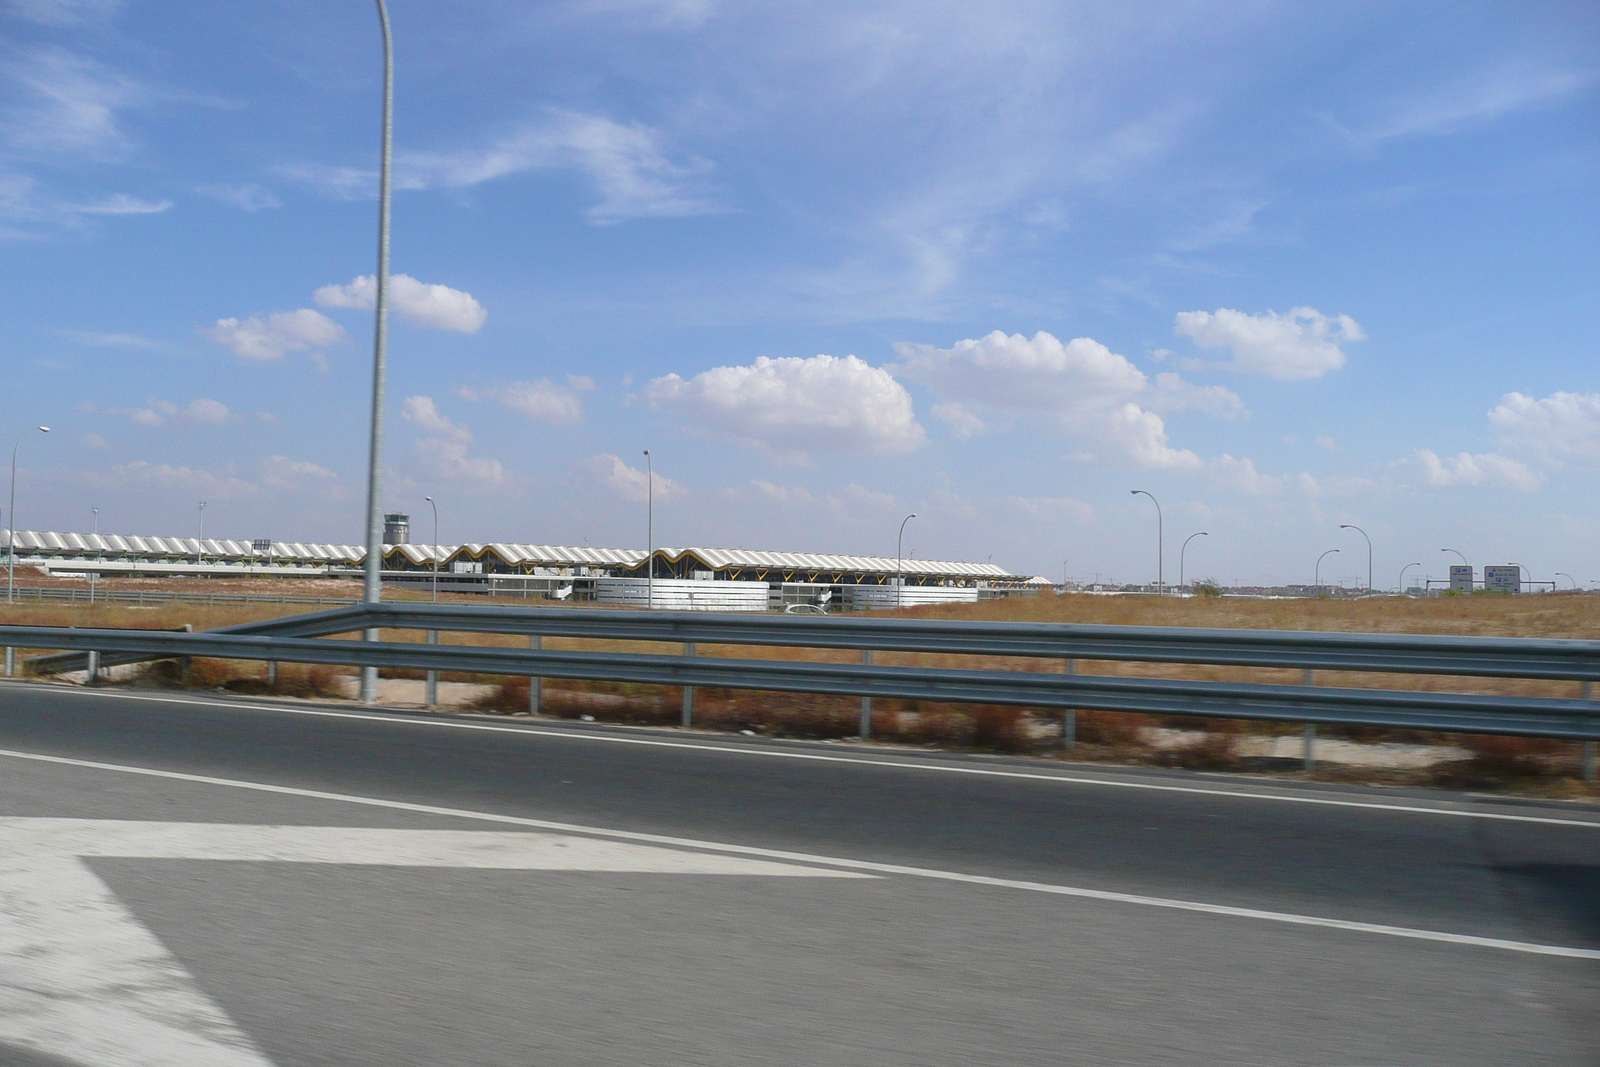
[1,580,1595,794]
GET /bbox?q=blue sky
[1,0,1596,587]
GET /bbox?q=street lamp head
[36,427,49,433]
[424,495,433,502]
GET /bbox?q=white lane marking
[13,683,1600,829]
[0,818,866,1067]
[2,748,1596,961]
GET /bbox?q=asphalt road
[0,680,1596,1066]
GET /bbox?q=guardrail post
[267,660,278,689]
[86,650,99,686]
[682,642,695,727]
[4,647,12,678]
[529,635,541,715]
[425,630,438,707]
[1062,658,1077,748]
[1302,668,1316,772]
[1580,684,1593,783]
[860,649,873,739]
[179,623,193,685]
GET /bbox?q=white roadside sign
[0,819,870,1067]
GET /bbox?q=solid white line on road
[2,746,1596,961]
[0,818,864,1067]
[12,682,1600,830]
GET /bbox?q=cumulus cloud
[400,396,504,486]
[1174,307,1364,380]
[1488,391,1600,466]
[315,274,486,333]
[1396,449,1543,491]
[583,454,684,503]
[645,353,925,459]
[204,309,344,361]
[893,330,1238,469]
[455,377,589,424]
[196,183,279,211]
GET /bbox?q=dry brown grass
[5,585,1596,792]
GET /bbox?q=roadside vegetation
[1,577,1595,797]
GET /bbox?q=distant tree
[1194,579,1224,598]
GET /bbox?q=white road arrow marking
[0,819,871,1067]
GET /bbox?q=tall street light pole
[1316,548,1340,592]
[1399,562,1421,595]
[7,425,49,603]
[92,508,98,536]
[643,450,652,610]
[1130,490,1162,594]
[895,513,917,608]
[1179,531,1208,592]
[1441,547,1467,567]
[1338,523,1372,593]
[1556,572,1577,590]
[424,495,439,604]
[358,0,395,704]
[196,502,206,566]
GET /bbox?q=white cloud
[1174,307,1363,380]
[204,309,344,361]
[295,111,720,225]
[314,274,486,333]
[196,183,279,211]
[259,455,336,491]
[583,453,684,503]
[60,330,164,350]
[455,378,587,424]
[892,330,1235,469]
[5,0,123,27]
[931,402,985,439]
[1488,391,1600,466]
[1,46,144,159]
[70,193,170,215]
[1371,64,1594,142]
[577,0,715,29]
[81,432,105,449]
[645,353,925,459]
[400,396,504,486]
[100,461,257,499]
[182,398,229,425]
[1396,449,1543,491]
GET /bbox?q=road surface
[0,680,1595,1066]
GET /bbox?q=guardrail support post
[1580,684,1593,783]
[860,649,873,739]
[85,650,99,686]
[4,647,12,678]
[179,623,193,686]
[267,660,278,689]
[1062,658,1077,748]
[682,642,695,727]
[528,635,541,716]
[1302,668,1316,772]
[425,630,438,707]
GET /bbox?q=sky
[0,0,1596,588]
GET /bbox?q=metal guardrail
[1,604,1597,748]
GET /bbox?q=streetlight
[643,449,653,610]
[1130,490,1163,594]
[1338,524,1372,593]
[1179,531,1208,593]
[196,501,206,566]
[6,425,48,603]
[895,513,917,607]
[1315,548,1340,592]
[1061,558,1069,586]
[1399,562,1421,595]
[1556,572,1577,590]
[1441,548,1469,592]
[424,496,439,603]
[358,0,396,705]
[92,508,98,536]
